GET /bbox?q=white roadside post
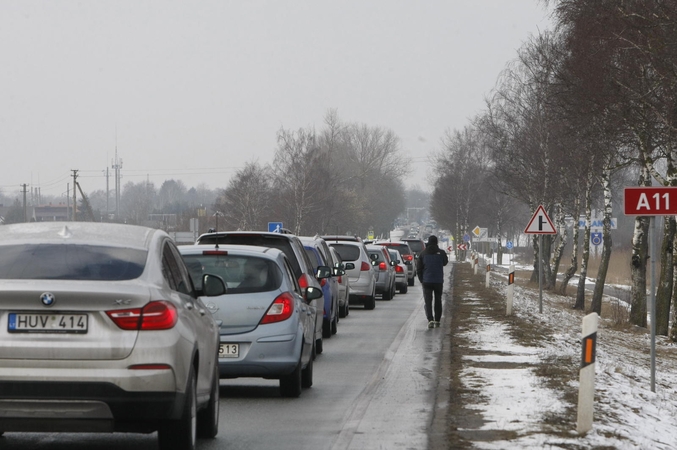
[473,253,479,275]
[506,264,515,315]
[576,312,598,434]
[485,264,491,288]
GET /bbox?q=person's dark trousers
[422,282,443,322]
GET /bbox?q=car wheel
[382,282,393,300]
[280,358,303,398]
[302,345,313,389]
[364,290,376,310]
[331,313,338,335]
[339,303,347,318]
[197,364,220,439]
[316,337,323,355]
[400,284,408,294]
[408,277,415,286]
[158,367,197,450]
[322,318,332,339]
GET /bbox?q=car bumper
[0,380,184,433]
[218,330,303,378]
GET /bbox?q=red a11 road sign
[624,187,677,215]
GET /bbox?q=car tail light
[403,254,414,263]
[260,292,295,324]
[361,261,371,271]
[378,262,386,271]
[395,265,404,273]
[320,278,327,287]
[298,273,312,289]
[107,301,178,331]
[337,275,342,283]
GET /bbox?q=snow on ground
[460,259,677,449]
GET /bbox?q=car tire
[400,284,408,294]
[302,345,313,389]
[331,312,338,335]
[382,282,393,300]
[280,358,303,398]
[197,364,220,439]
[322,319,332,339]
[316,337,323,355]
[158,367,197,450]
[408,277,415,286]
[339,303,348,318]
[364,295,376,310]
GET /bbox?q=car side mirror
[390,261,396,266]
[201,274,227,296]
[345,262,355,270]
[316,265,332,279]
[305,286,323,301]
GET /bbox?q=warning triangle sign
[524,205,557,234]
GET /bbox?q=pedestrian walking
[416,235,448,328]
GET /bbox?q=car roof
[196,231,298,243]
[180,244,284,260]
[0,222,157,250]
[320,235,362,242]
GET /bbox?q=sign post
[485,264,491,288]
[507,264,515,315]
[623,186,677,392]
[576,312,598,434]
[524,205,557,313]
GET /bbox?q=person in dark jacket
[416,235,448,328]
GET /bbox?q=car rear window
[329,243,361,262]
[197,234,302,277]
[405,240,424,253]
[304,248,320,268]
[379,243,411,255]
[183,254,282,293]
[0,244,147,280]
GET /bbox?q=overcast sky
[0,1,552,200]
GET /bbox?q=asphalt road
[0,270,450,450]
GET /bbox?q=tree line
[430,0,677,337]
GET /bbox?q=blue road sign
[506,241,514,249]
[591,232,603,246]
[463,233,471,242]
[268,222,283,233]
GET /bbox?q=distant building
[33,203,72,222]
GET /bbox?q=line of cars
[0,222,422,449]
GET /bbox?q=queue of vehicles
[0,222,422,450]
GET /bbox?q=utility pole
[71,170,78,221]
[105,167,109,222]
[21,184,28,222]
[112,144,123,221]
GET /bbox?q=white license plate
[219,343,239,358]
[8,313,88,334]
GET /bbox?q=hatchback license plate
[8,313,88,334]
[219,343,239,358]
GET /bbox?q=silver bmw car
[179,244,324,398]
[0,222,225,450]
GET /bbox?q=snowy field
[461,260,677,449]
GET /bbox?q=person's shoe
[434,321,441,328]
[428,321,435,329]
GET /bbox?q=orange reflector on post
[581,332,597,368]
[508,272,515,285]
[486,264,491,272]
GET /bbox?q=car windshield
[368,250,384,262]
[329,244,361,262]
[183,254,282,293]
[0,244,147,280]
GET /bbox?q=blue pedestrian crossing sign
[268,222,283,233]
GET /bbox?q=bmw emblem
[40,292,56,307]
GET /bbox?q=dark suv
[402,238,425,259]
[376,241,416,286]
[196,231,329,354]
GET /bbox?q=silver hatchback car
[0,222,225,450]
[179,245,323,398]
